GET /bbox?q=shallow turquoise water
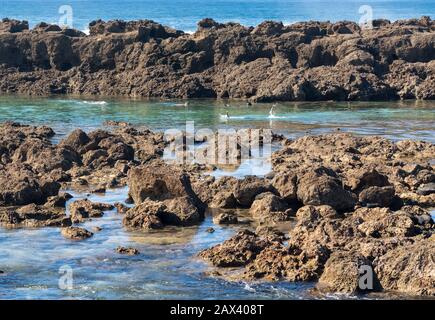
[0,96,434,143]
[0,96,434,300]
[1,0,434,32]
[0,188,315,300]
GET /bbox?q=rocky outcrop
[61,226,94,240]
[69,199,114,223]
[200,132,435,297]
[0,204,71,227]
[125,160,205,229]
[373,238,435,296]
[0,17,434,100]
[116,246,140,255]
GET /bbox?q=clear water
[0,96,434,300]
[0,96,434,143]
[0,0,434,33]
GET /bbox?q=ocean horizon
[0,0,434,33]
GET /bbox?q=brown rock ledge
[0,17,434,100]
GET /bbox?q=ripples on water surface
[0,96,434,299]
[0,96,434,142]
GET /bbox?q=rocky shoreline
[0,16,434,101]
[0,121,434,297]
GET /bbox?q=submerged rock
[61,227,93,240]
[116,246,140,255]
[213,212,239,225]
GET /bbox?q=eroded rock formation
[0,17,434,100]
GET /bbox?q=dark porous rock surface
[0,120,434,297]
[0,17,434,101]
[116,246,140,255]
[213,212,239,225]
[61,226,94,240]
[69,199,114,223]
[200,132,435,297]
[0,204,71,228]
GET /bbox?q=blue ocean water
[0,0,434,32]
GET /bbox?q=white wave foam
[82,101,108,105]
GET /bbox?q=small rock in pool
[125,196,134,204]
[61,227,94,240]
[116,246,140,255]
[206,227,215,233]
[213,212,238,225]
[92,226,103,232]
[91,186,106,194]
[0,270,4,274]
[114,202,129,214]
[417,183,435,196]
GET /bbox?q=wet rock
[0,164,59,206]
[0,204,71,228]
[213,212,238,225]
[61,227,93,240]
[128,161,202,206]
[209,191,238,209]
[123,200,165,230]
[318,251,377,294]
[92,226,102,232]
[114,202,129,214]
[104,120,132,127]
[69,199,114,223]
[0,19,434,101]
[90,186,106,194]
[44,193,73,208]
[0,18,29,33]
[374,239,435,296]
[296,171,356,211]
[417,183,435,195]
[359,186,395,208]
[161,196,204,226]
[233,176,272,207]
[206,227,215,233]
[199,229,269,267]
[398,205,433,226]
[249,192,293,223]
[116,246,140,255]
